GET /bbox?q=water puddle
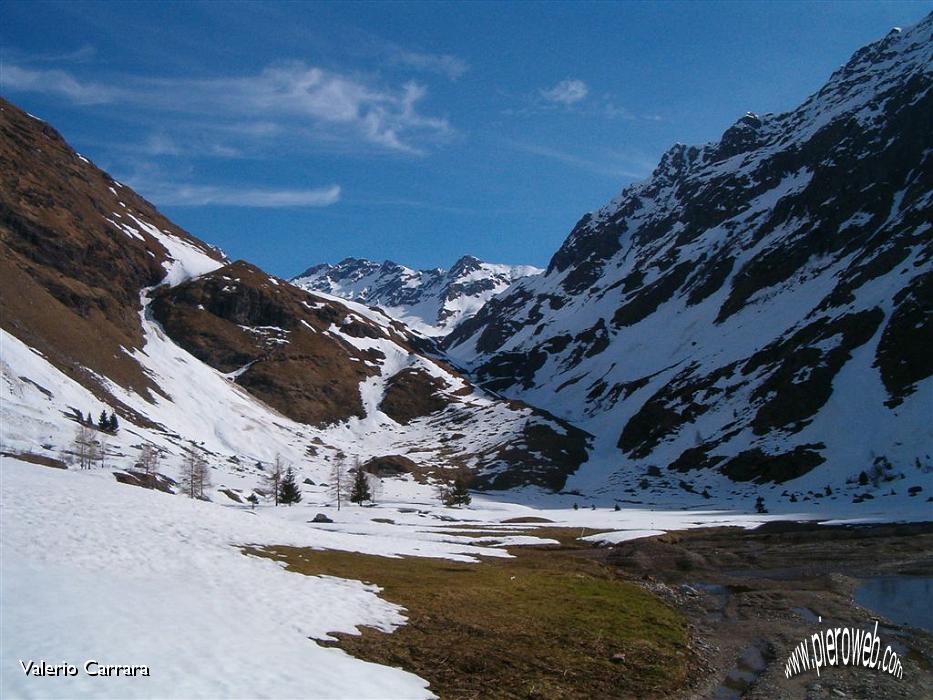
[693,582,731,622]
[854,576,932,633]
[711,641,770,700]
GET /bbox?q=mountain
[445,18,933,501]
[0,96,587,494]
[292,256,541,337]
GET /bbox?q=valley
[1,8,931,700]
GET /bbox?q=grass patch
[244,529,689,699]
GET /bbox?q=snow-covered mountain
[446,17,933,502]
[0,96,587,495]
[292,256,541,337]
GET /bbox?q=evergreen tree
[86,411,94,426]
[99,410,109,430]
[442,474,472,507]
[108,412,119,433]
[278,467,302,505]
[349,466,372,506]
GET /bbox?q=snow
[293,258,542,337]
[1,458,434,699]
[124,214,223,286]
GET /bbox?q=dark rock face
[362,454,419,477]
[378,369,450,425]
[446,17,933,484]
[472,412,593,491]
[150,261,380,426]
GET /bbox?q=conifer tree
[108,412,119,433]
[278,466,302,505]
[99,410,109,430]
[441,471,472,507]
[349,465,372,506]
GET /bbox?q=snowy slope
[293,256,541,337]
[445,17,933,507]
[0,96,588,495]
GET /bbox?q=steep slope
[292,256,541,337]
[0,97,587,494]
[446,18,933,501]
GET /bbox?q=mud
[602,521,933,699]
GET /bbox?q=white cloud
[508,140,650,179]
[540,79,589,106]
[2,64,117,105]
[2,61,451,154]
[388,48,469,80]
[143,183,341,208]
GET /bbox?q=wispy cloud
[388,47,469,80]
[540,79,589,106]
[2,64,117,105]
[508,140,652,180]
[2,61,452,154]
[27,43,98,64]
[141,183,342,208]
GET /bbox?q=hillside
[0,97,587,495]
[445,18,933,506]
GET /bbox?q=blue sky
[2,1,930,276]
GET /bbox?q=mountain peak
[292,255,541,336]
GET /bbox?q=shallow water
[854,576,932,633]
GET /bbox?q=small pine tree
[573,503,579,511]
[86,411,94,426]
[108,412,119,433]
[278,467,302,505]
[349,466,372,506]
[443,474,472,507]
[755,496,768,514]
[614,503,621,511]
[99,410,109,430]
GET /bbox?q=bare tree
[72,424,96,469]
[97,432,110,470]
[181,452,211,499]
[265,454,286,506]
[138,444,161,487]
[330,455,347,511]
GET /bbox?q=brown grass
[243,528,689,699]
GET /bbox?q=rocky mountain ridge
[445,16,933,501]
[292,256,541,337]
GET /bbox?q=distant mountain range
[292,256,541,337]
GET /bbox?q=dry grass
[243,528,689,699]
